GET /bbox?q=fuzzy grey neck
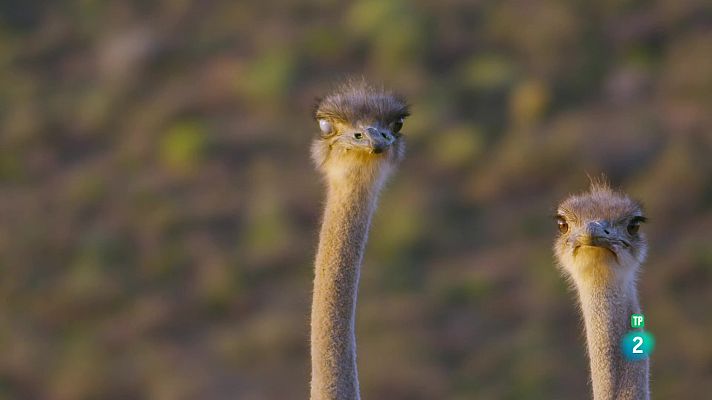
[310,173,384,400]
[575,278,649,400]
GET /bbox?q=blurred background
[0,0,711,399]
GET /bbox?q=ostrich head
[311,80,410,183]
[554,181,648,287]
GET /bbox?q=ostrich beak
[364,127,394,154]
[574,221,617,250]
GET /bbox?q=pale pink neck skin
[565,248,649,400]
[310,161,391,400]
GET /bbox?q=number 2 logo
[621,330,654,360]
[632,336,643,354]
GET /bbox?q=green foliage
[347,0,427,72]
[159,121,210,173]
[432,124,485,170]
[0,151,20,181]
[347,0,408,38]
[460,54,518,91]
[302,27,344,59]
[238,48,298,102]
[0,0,711,398]
[439,276,492,307]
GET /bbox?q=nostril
[604,229,610,235]
[354,132,363,140]
[381,132,388,139]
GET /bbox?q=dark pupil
[393,121,403,133]
[628,223,640,234]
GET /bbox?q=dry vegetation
[0,0,711,399]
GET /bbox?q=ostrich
[553,181,650,400]
[309,80,409,400]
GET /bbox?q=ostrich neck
[576,277,649,400]
[310,174,383,400]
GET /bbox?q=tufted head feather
[313,78,409,125]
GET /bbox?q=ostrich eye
[392,118,404,133]
[627,218,642,235]
[555,216,569,234]
[318,119,332,135]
